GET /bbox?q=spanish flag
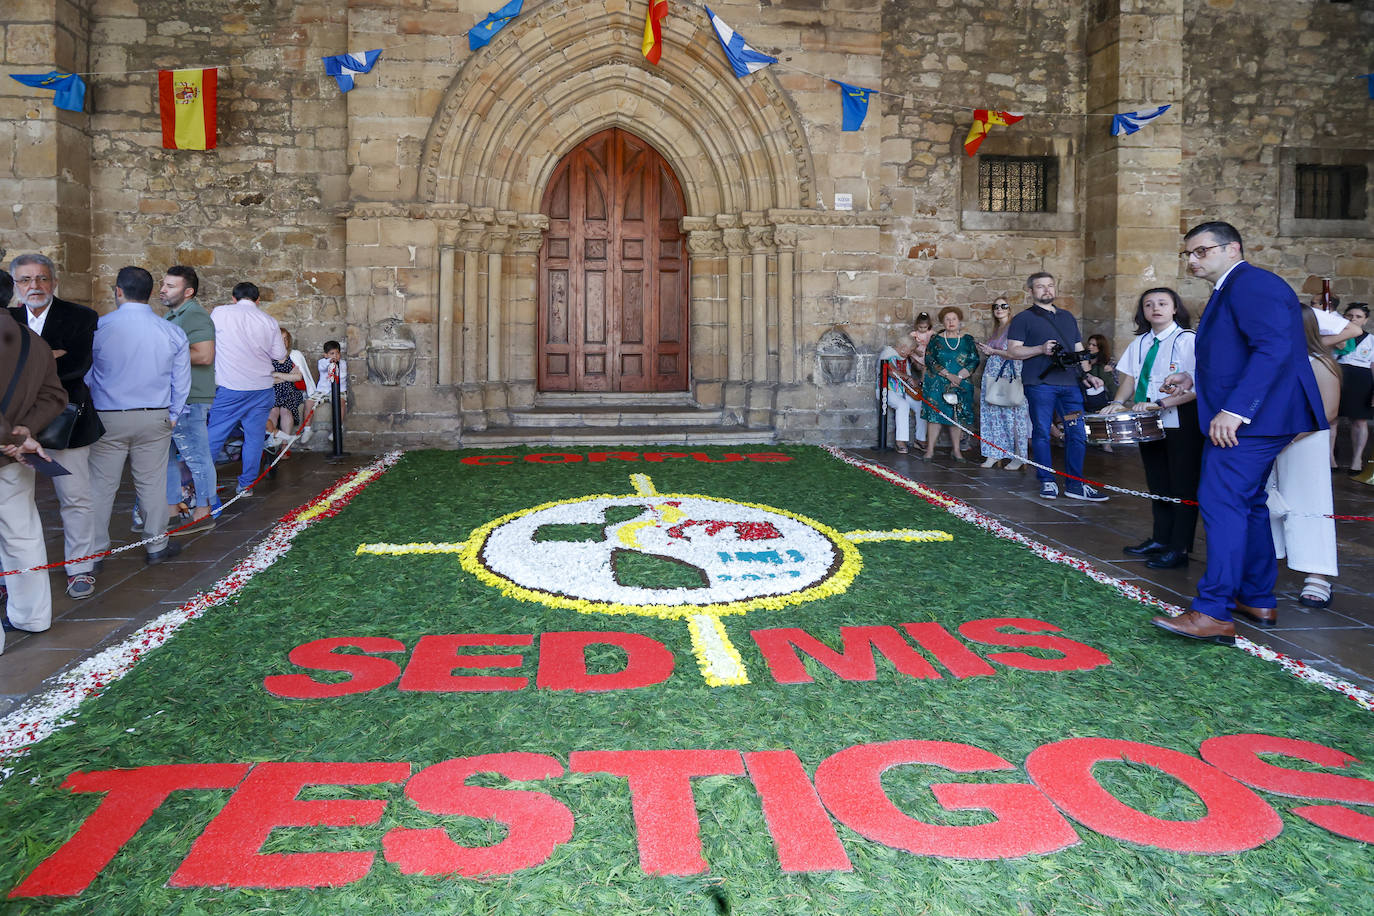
[963,109,1023,157]
[158,68,217,150]
[642,0,667,65]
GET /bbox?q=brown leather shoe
[1150,611,1236,645]
[1232,602,1277,628]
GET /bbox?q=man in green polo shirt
[160,266,216,532]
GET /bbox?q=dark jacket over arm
[0,310,69,459]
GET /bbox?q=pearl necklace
[941,332,961,350]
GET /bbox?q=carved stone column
[485,222,513,384]
[746,224,774,383]
[683,224,724,400]
[719,224,748,382]
[436,222,459,386]
[458,221,487,386]
[508,217,548,400]
[773,226,798,385]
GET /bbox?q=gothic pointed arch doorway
[538,127,688,392]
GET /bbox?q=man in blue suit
[1151,221,1326,644]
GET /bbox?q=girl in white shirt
[1100,288,1203,569]
[1332,303,1373,474]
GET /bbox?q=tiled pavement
[3,441,1373,718]
[854,441,1374,696]
[0,450,376,717]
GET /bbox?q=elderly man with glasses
[1151,221,1327,644]
[7,254,105,599]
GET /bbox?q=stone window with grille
[978,156,1056,213]
[959,139,1077,232]
[1279,148,1372,238]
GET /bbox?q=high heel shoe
[980,456,1000,468]
[1005,458,1024,471]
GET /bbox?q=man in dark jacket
[0,296,69,652]
[8,254,104,599]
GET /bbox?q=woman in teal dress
[922,306,980,460]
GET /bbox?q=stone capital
[721,228,749,255]
[513,228,546,254]
[685,229,725,256]
[772,226,798,250]
[747,226,775,252]
[458,221,488,252]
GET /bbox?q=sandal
[1300,576,1332,608]
[895,442,908,454]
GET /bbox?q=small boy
[317,340,349,423]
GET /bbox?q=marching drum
[1083,410,1166,445]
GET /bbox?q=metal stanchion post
[329,374,347,458]
[877,361,889,450]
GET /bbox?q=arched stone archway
[347,0,841,436]
[418,0,815,215]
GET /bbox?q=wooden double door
[538,128,688,392]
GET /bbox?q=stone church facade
[3,0,1371,447]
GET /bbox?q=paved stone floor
[3,441,1373,718]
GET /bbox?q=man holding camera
[1005,271,1108,501]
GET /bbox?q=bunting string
[7,0,1366,138]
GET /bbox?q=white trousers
[889,389,927,444]
[1268,431,1338,577]
[0,460,53,652]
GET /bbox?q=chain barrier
[0,391,333,580]
[886,373,1374,522]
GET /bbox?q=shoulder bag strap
[1,326,32,417]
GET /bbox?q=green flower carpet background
[1,446,1371,915]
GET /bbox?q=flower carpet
[1,446,1371,915]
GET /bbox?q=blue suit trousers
[1191,434,1293,621]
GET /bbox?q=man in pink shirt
[206,282,285,499]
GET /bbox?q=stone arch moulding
[417,0,816,217]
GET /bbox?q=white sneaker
[299,426,313,445]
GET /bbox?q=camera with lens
[1039,341,1090,381]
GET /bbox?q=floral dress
[272,356,305,424]
[921,333,979,426]
[979,330,1032,457]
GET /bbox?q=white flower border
[825,447,1374,713]
[0,451,405,783]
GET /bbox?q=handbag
[984,360,1025,407]
[38,402,81,450]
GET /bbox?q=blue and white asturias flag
[321,50,382,93]
[1110,104,1171,136]
[833,80,875,132]
[705,6,777,79]
[469,0,524,51]
[9,71,85,112]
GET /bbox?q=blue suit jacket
[1194,261,1326,438]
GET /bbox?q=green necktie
[1134,337,1160,404]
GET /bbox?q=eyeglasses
[1180,243,1228,260]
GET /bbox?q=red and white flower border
[826,446,1374,713]
[0,451,404,782]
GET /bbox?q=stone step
[459,424,776,448]
[534,392,697,408]
[507,405,728,429]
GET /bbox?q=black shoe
[1146,550,1189,569]
[1124,539,1168,557]
[146,540,183,565]
[1,614,15,632]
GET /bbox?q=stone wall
[1181,0,1374,310]
[4,0,351,355]
[877,0,1088,358]
[2,0,1371,449]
